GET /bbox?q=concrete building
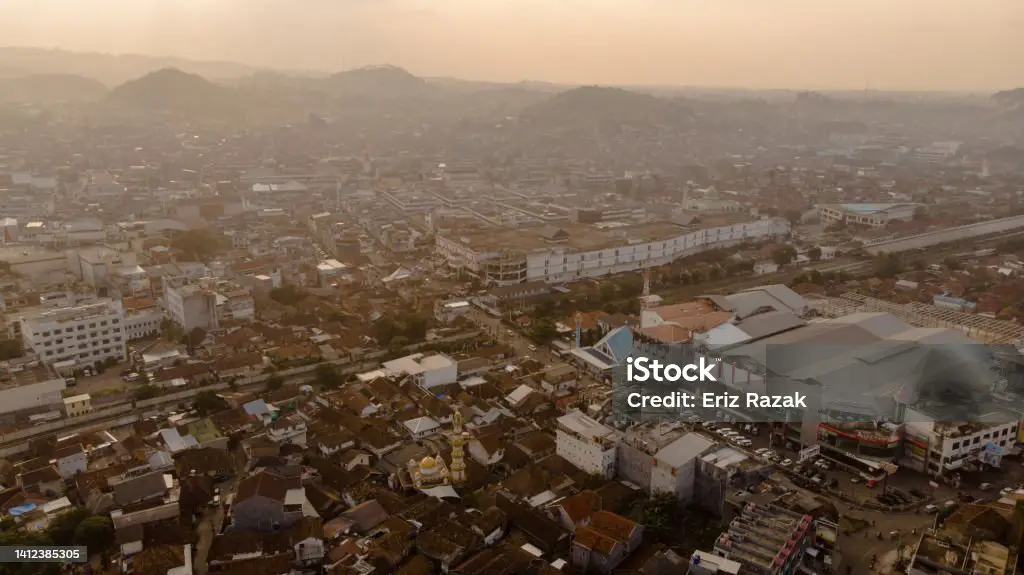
[712,503,813,575]
[650,433,717,502]
[70,246,137,289]
[817,203,916,229]
[903,418,1019,477]
[122,298,163,341]
[556,411,620,479]
[54,443,88,478]
[436,217,789,285]
[63,393,93,418]
[906,532,1016,575]
[164,282,218,331]
[0,364,66,415]
[434,300,472,324]
[216,286,255,323]
[381,353,457,389]
[19,299,126,366]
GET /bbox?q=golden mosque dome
[420,456,438,469]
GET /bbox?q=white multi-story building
[903,417,1019,477]
[556,411,620,479]
[436,218,790,285]
[19,300,126,366]
[216,287,255,323]
[164,282,218,331]
[122,299,163,341]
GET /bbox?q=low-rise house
[467,434,505,467]
[267,417,308,447]
[63,394,93,418]
[111,470,169,507]
[571,511,643,574]
[16,465,64,496]
[174,448,235,480]
[231,470,316,532]
[213,352,266,380]
[53,443,88,479]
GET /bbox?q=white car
[737,439,753,447]
[780,459,793,467]
[754,448,769,455]
[528,345,537,352]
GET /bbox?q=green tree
[633,493,683,544]
[46,508,91,545]
[73,516,112,551]
[772,245,797,266]
[530,319,558,344]
[808,246,822,262]
[599,283,618,302]
[266,375,284,392]
[269,284,309,306]
[873,253,903,279]
[182,327,207,354]
[133,385,160,401]
[193,390,228,416]
[314,364,339,389]
[783,209,803,227]
[170,229,225,262]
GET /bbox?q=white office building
[556,411,620,479]
[436,217,789,285]
[19,300,126,366]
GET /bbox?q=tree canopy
[169,229,225,262]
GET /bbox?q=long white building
[436,217,790,285]
[19,299,126,367]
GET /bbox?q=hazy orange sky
[0,0,1021,90]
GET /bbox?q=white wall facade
[20,301,126,366]
[124,307,163,341]
[556,429,618,479]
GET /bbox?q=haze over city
[1,0,1022,90]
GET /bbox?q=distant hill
[994,88,1024,108]
[519,85,692,127]
[0,73,107,103]
[106,68,234,113]
[322,65,429,96]
[0,46,263,86]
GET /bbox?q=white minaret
[450,410,467,484]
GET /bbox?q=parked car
[780,459,793,467]
[754,448,769,455]
[924,504,939,513]
[850,477,861,484]
[528,345,537,352]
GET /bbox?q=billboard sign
[798,444,821,463]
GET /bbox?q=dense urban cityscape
[0,18,1023,575]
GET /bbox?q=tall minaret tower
[450,410,467,484]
